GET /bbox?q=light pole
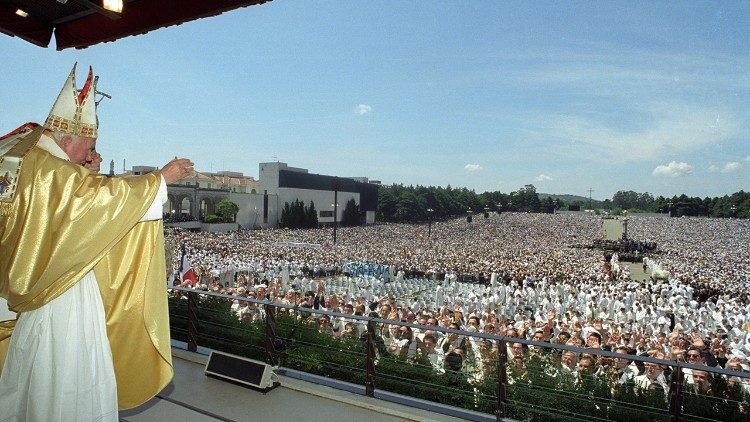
[484,205,490,218]
[668,201,673,218]
[467,208,473,223]
[427,208,434,238]
[497,202,502,215]
[331,202,339,245]
[331,176,339,245]
[730,204,737,218]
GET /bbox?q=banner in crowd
[343,261,391,279]
[272,241,322,249]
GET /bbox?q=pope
[0,64,193,421]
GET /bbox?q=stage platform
[120,348,472,422]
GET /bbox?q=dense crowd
[168,213,750,402]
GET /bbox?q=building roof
[173,170,258,190]
[0,0,270,50]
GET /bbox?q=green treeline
[279,199,318,229]
[612,190,748,218]
[280,198,362,228]
[377,184,749,222]
[378,184,553,222]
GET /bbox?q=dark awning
[0,0,270,50]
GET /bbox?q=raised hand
[161,158,194,183]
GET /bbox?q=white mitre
[44,63,98,138]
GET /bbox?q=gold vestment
[0,127,173,409]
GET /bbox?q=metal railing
[167,287,750,422]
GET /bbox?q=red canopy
[0,0,270,50]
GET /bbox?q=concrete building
[165,170,260,222]
[259,162,379,226]
[130,161,379,230]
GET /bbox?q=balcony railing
[168,287,750,422]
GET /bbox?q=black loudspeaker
[204,351,277,391]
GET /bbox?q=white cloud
[652,161,693,177]
[744,155,750,162]
[354,104,372,115]
[464,164,483,172]
[709,161,743,173]
[720,162,742,173]
[511,48,749,99]
[527,102,742,163]
[535,174,553,182]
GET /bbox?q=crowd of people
[168,212,750,403]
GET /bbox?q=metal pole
[187,291,198,352]
[333,177,338,245]
[333,191,338,245]
[427,208,433,239]
[496,339,508,421]
[365,320,376,397]
[668,366,683,422]
[264,303,278,366]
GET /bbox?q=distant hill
[538,193,606,207]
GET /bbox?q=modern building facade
[129,161,379,230]
[259,162,378,226]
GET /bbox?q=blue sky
[1,1,747,200]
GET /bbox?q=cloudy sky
[1,1,747,200]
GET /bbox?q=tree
[377,185,398,221]
[612,190,638,209]
[375,183,749,222]
[542,197,555,213]
[394,190,426,222]
[280,202,292,228]
[341,198,360,226]
[216,198,239,223]
[612,190,654,211]
[280,200,319,229]
[512,184,541,212]
[305,201,318,228]
[291,199,305,228]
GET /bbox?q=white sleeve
[139,175,168,222]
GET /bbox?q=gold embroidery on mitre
[43,64,98,138]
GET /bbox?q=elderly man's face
[61,134,96,165]
[84,149,102,172]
